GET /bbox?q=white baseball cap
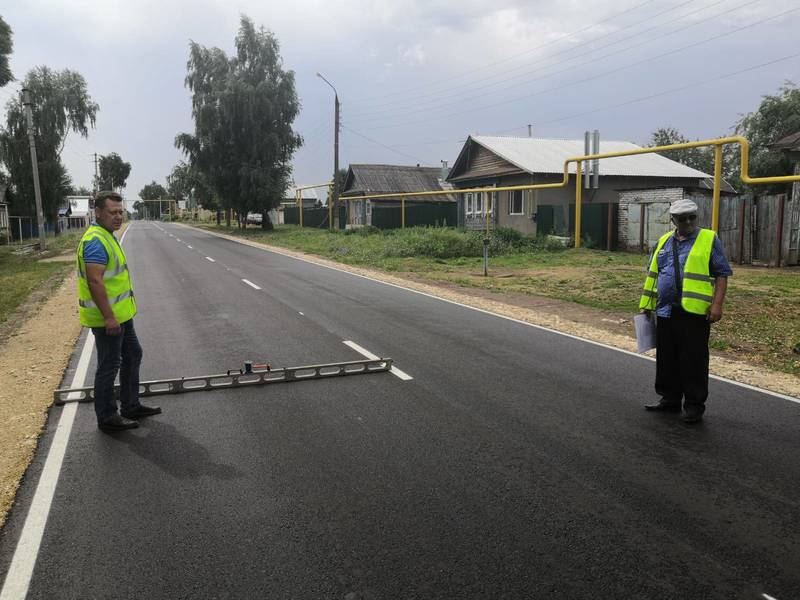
[669,199,698,215]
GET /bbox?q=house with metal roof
[446,135,735,248]
[341,164,456,228]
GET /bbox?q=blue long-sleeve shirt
[648,228,733,318]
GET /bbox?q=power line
[348,5,799,132]
[348,0,740,121]
[532,51,800,126]
[338,51,799,158]
[348,0,704,115]
[341,125,434,166]
[347,0,662,107]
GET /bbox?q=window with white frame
[465,192,473,216]
[488,191,495,215]
[475,192,483,215]
[509,190,524,215]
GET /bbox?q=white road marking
[0,223,135,599]
[242,279,261,290]
[763,594,779,600]
[298,311,304,316]
[192,227,799,405]
[205,256,215,262]
[343,340,413,381]
[187,245,193,249]
[176,238,181,242]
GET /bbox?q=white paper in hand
[634,313,657,353]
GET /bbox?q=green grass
[0,232,82,326]
[193,223,800,375]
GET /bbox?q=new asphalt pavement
[1,221,798,599]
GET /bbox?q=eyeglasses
[674,214,697,223]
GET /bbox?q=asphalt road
[1,221,799,600]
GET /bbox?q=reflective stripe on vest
[639,228,716,315]
[76,226,137,327]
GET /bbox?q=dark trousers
[655,307,711,411]
[91,319,143,423]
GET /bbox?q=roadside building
[63,196,92,230]
[446,136,732,248]
[340,164,455,229]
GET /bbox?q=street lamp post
[316,72,340,230]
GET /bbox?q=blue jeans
[91,319,143,423]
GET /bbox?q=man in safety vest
[77,191,161,431]
[640,198,732,423]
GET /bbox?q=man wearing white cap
[639,198,732,423]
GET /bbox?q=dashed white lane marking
[343,340,413,381]
[242,279,261,290]
[176,238,181,242]
[298,311,305,316]
[205,256,215,262]
[187,245,193,249]
[763,594,779,600]
[0,223,134,599]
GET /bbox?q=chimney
[440,160,449,181]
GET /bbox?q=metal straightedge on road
[53,357,393,405]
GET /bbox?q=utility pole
[21,89,47,250]
[317,72,340,229]
[93,153,99,193]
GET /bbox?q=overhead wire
[348,0,706,115]
[346,5,800,132]
[348,0,745,121]
[347,0,663,106]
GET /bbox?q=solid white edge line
[186,225,799,404]
[0,221,136,598]
[205,256,215,262]
[343,340,413,381]
[762,594,778,600]
[242,279,261,290]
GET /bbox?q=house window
[465,192,473,216]
[509,190,523,215]
[475,192,483,215]
[488,192,495,215]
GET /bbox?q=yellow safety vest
[76,225,137,327]
[639,228,716,315]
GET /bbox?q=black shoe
[121,404,162,419]
[99,414,139,431]
[644,399,681,412]
[683,407,704,423]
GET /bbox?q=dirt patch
[193,225,799,399]
[0,273,82,527]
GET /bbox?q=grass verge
[0,232,83,327]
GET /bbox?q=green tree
[71,185,93,196]
[734,81,800,192]
[175,15,302,230]
[0,16,12,87]
[0,66,98,229]
[166,162,192,203]
[648,127,738,190]
[97,152,131,190]
[327,168,347,205]
[139,181,167,218]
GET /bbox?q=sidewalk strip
[343,340,412,381]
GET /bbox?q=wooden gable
[448,138,525,183]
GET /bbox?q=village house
[340,164,455,229]
[445,135,735,249]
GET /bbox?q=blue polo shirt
[648,228,733,318]
[82,222,111,265]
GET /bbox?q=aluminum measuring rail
[53,357,393,405]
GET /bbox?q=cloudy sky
[1,0,797,202]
